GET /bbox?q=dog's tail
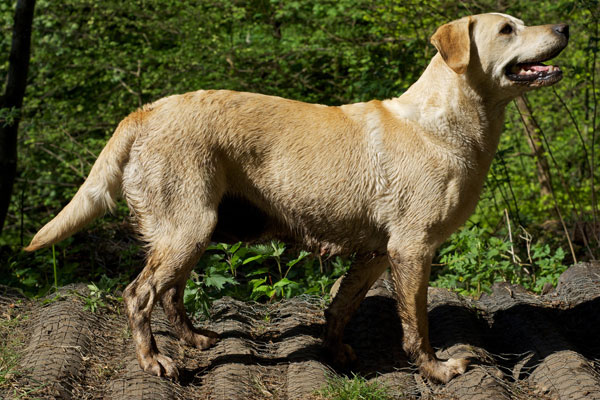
[24,110,144,252]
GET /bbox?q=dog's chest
[379,147,488,244]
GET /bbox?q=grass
[0,307,25,384]
[0,300,47,399]
[317,373,395,400]
[0,295,52,399]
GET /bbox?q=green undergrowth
[317,373,394,400]
[183,241,350,319]
[180,223,568,317]
[431,224,568,297]
[0,0,594,314]
[0,220,570,318]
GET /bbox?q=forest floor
[1,263,600,399]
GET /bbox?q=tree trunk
[514,95,553,198]
[0,0,36,235]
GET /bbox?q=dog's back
[122,89,390,254]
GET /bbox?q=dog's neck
[386,54,508,166]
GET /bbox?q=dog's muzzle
[504,24,569,87]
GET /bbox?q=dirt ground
[1,262,600,399]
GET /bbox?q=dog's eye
[500,24,513,34]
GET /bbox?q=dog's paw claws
[444,357,469,375]
[421,357,470,383]
[141,353,179,380]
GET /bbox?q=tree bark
[0,0,36,235]
[514,95,553,198]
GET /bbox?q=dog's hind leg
[324,254,388,366]
[161,277,218,349]
[122,209,218,379]
[387,240,469,383]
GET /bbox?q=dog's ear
[430,17,472,74]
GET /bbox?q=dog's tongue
[512,63,559,75]
[524,63,551,72]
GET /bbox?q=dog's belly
[211,195,280,243]
[211,194,387,255]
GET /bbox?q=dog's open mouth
[505,62,563,86]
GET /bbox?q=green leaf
[286,250,310,267]
[204,273,237,290]
[229,242,242,255]
[242,255,265,265]
[246,267,270,277]
[273,278,294,288]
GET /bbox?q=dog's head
[431,13,568,96]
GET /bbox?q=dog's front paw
[421,356,469,383]
[140,353,179,380]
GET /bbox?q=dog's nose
[553,24,569,39]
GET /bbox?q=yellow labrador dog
[26,13,568,382]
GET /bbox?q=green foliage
[432,225,567,296]
[531,243,567,291]
[0,107,20,127]
[80,274,123,313]
[317,373,394,400]
[184,241,349,319]
[1,240,74,297]
[0,0,598,301]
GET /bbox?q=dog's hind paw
[140,353,179,380]
[329,343,358,368]
[421,357,469,383]
[190,329,219,350]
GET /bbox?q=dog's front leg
[388,243,469,383]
